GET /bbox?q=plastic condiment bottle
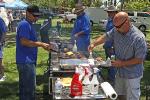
[82,67,91,95]
[70,67,82,96]
[90,68,100,95]
[89,52,93,59]
[73,40,77,52]
[88,52,95,66]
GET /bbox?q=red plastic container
[70,72,82,96]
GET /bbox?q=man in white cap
[103,5,118,85]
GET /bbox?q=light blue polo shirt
[16,19,38,64]
[106,25,147,78]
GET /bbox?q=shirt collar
[77,12,85,18]
[25,18,33,25]
[108,17,113,21]
[125,24,134,36]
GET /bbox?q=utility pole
[120,0,124,11]
[114,0,117,6]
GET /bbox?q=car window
[137,13,150,17]
[129,18,135,22]
[128,12,134,16]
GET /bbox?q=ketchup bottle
[70,67,82,96]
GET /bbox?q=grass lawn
[0,18,150,100]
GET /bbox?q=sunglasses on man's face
[114,18,127,28]
[31,13,39,17]
[31,13,40,17]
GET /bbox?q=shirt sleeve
[0,18,7,33]
[17,22,31,39]
[105,28,114,42]
[134,37,147,59]
[81,16,91,34]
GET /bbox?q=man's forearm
[93,34,106,47]
[122,58,144,66]
[20,38,44,48]
[112,58,144,67]
[76,31,84,36]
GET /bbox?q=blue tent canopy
[5,0,28,9]
[0,2,5,7]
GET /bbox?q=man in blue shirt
[103,5,118,85]
[16,5,53,100]
[71,3,91,57]
[89,12,147,100]
[0,16,7,82]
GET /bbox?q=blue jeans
[17,63,36,100]
[108,67,116,83]
[104,47,116,84]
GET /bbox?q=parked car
[58,11,77,22]
[58,11,71,18]
[64,13,77,22]
[99,17,150,32]
[145,12,150,14]
[127,11,150,25]
[129,17,150,32]
[40,9,57,18]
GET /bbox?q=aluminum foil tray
[59,59,89,66]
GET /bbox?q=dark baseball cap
[26,5,41,16]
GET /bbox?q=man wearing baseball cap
[16,5,53,100]
[103,5,118,86]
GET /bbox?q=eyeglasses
[114,18,127,28]
[31,13,40,17]
[32,14,39,17]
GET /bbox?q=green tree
[125,1,150,11]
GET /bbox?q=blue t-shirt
[71,12,91,52]
[0,17,7,42]
[103,18,114,48]
[16,19,38,64]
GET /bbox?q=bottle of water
[55,78,63,99]
[111,55,115,60]
[106,57,111,66]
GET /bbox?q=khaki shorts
[115,73,142,100]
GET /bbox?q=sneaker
[0,75,6,82]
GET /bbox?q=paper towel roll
[101,82,118,100]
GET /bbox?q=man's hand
[88,44,95,52]
[74,34,78,38]
[96,57,103,61]
[41,43,51,51]
[111,60,123,67]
